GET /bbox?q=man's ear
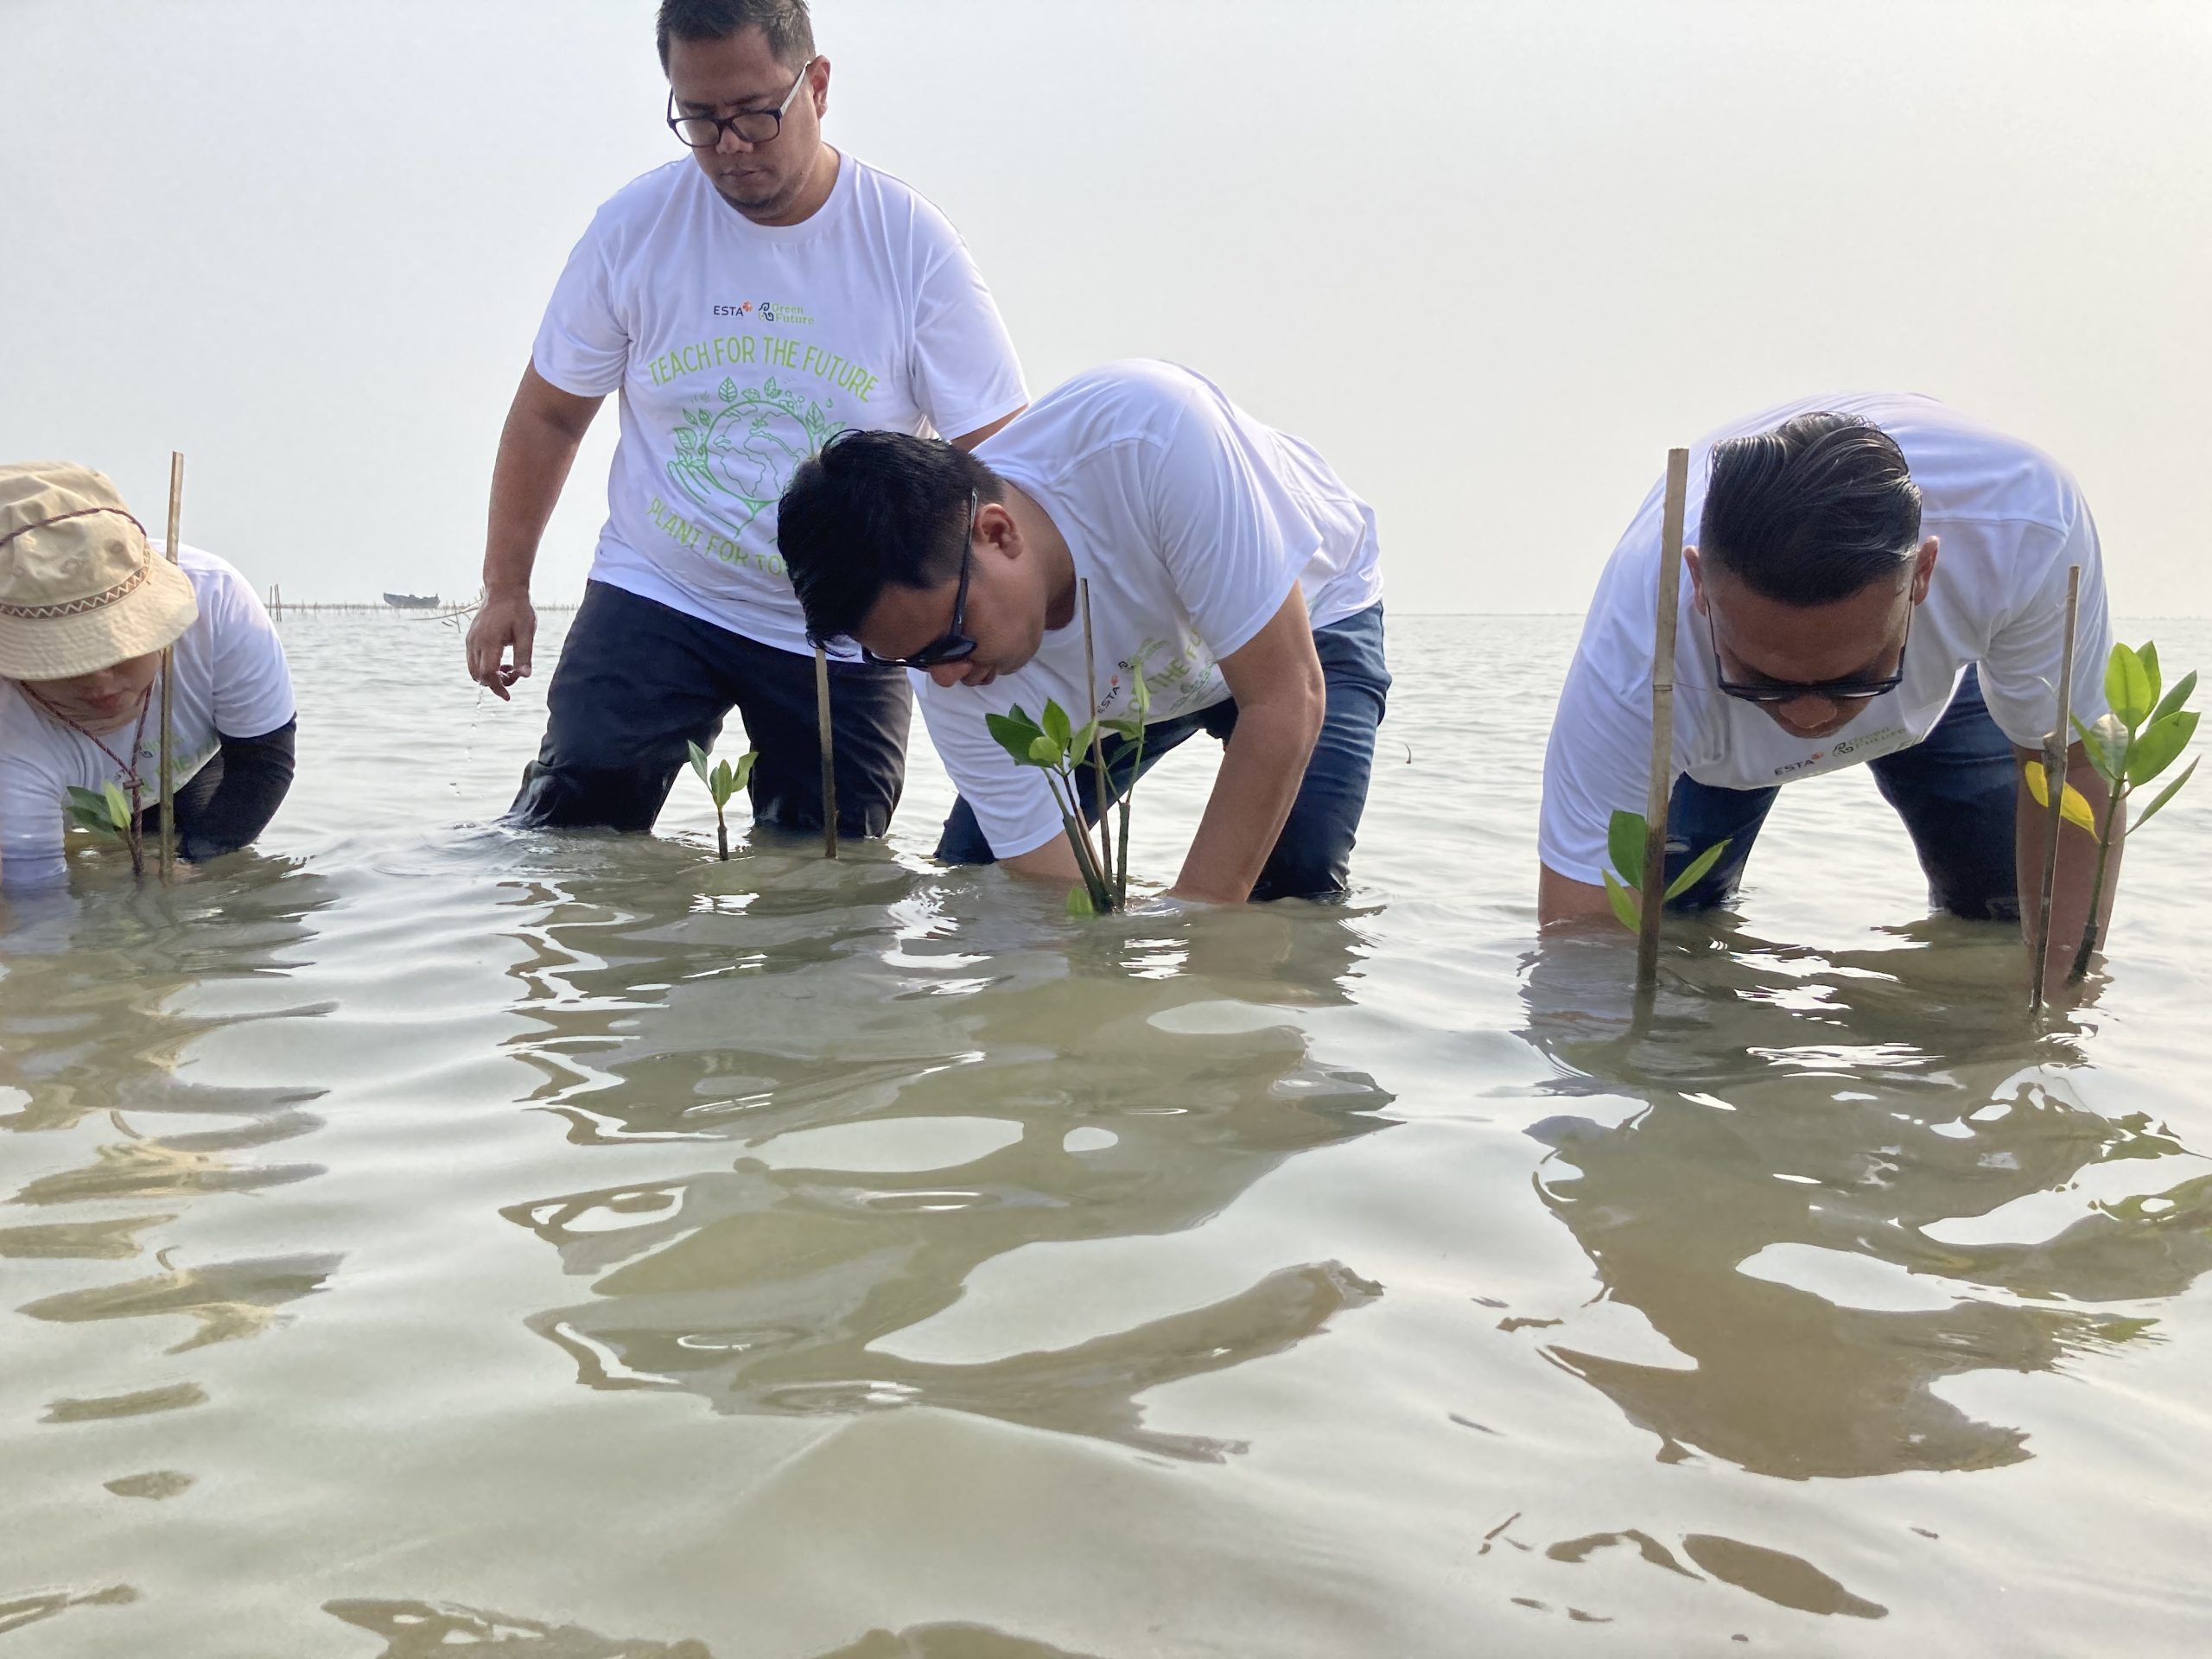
[810,57,831,117]
[1910,536,1939,604]
[976,499,1017,560]
[1685,545,1709,614]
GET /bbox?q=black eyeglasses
[1709,605,1912,704]
[861,490,981,670]
[666,56,817,149]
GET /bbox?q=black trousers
[507,581,911,837]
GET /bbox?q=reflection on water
[1520,922,2211,1478]
[496,851,1393,1459]
[7,616,2211,1654]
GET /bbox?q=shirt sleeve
[1539,644,1664,887]
[907,213,1028,442]
[918,682,1067,861]
[1149,388,1322,660]
[531,210,630,399]
[1976,501,2113,748]
[0,743,70,893]
[207,570,297,740]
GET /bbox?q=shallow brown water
[4,614,2209,1656]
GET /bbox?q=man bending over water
[1537,394,2116,977]
[0,461,296,892]
[775,359,1389,904]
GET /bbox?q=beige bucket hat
[0,461,199,682]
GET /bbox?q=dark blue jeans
[508,580,912,836]
[1665,665,2021,921]
[937,602,1391,901]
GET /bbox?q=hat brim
[0,556,198,682]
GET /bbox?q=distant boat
[383,592,441,609]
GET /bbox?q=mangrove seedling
[2023,639,2199,981]
[687,740,759,861]
[66,781,145,879]
[987,669,1149,916]
[1600,808,1731,932]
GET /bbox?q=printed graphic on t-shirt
[645,332,887,576]
[1108,635,1223,719]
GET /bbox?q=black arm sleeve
[171,718,297,861]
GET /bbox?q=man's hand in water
[466,589,537,701]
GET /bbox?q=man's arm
[2015,739,2122,983]
[1171,586,1325,904]
[948,409,1022,452]
[465,364,604,700]
[1538,861,1618,927]
[1001,593,1326,899]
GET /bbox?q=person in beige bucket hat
[0,461,298,892]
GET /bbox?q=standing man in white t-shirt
[774,360,1391,904]
[1537,394,2120,978]
[464,0,1027,837]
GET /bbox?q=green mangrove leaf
[1070,719,1100,760]
[65,785,124,837]
[2126,709,2198,786]
[2070,712,2126,783]
[2150,668,2197,730]
[1606,809,1647,889]
[2140,641,2163,711]
[2107,643,2154,730]
[1101,715,1142,741]
[102,780,132,828]
[687,740,713,789]
[1600,868,1640,931]
[2132,755,2198,830]
[986,709,1045,764]
[1027,734,1061,766]
[1065,886,1096,918]
[1129,668,1151,717]
[707,761,735,807]
[2023,760,2098,833]
[1040,698,1074,754]
[1664,837,1733,901]
[729,750,758,791]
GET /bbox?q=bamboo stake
[1079,578,1115,906]
[158,452,183,881]
[2029,567,2082,1013]
[1636,448,1692,994]
[813,643,838,859]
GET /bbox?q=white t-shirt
[919,359,1385,859]
[532,152,1028,657]
[1539,391,2112,887]
[0,545,295,892]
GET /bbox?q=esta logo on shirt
[1769,724,1911,779]
[710,300,817,325]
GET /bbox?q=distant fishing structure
[263,585,571,620]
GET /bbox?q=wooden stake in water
[1079,578,1114,905]
[2030,564,2082,1013]
[813,643,838,859]
[158,452,183,882]
[1636,448,1692,994]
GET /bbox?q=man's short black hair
[777,430,1001,643]
[656,0,815,71]
[1700,412,1923,606]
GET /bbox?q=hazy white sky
[5,1,2208,615]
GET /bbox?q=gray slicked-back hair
[656,0,815,70]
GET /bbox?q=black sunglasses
[860,489,981,670]
[1708,604,1912,704]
